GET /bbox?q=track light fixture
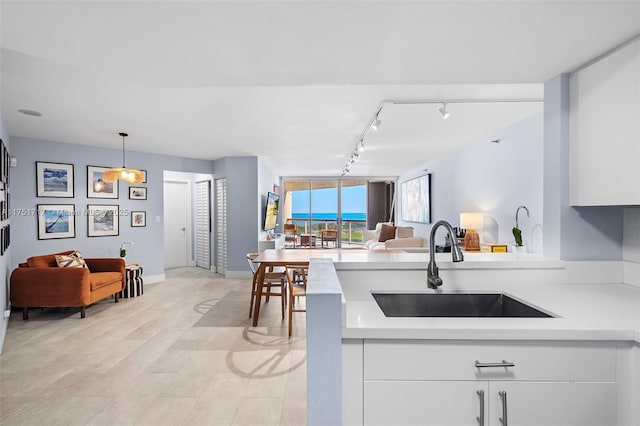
[438,102,450,119]
[371,116,382,131]
[342,97,542,175]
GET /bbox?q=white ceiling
[1,1,639,177]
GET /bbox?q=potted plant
[120,240,134,259]
[512,206,529,253]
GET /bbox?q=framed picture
[87,165,119,199]
[87,204,119,237]
[131,211,146,227]
[400,174,432,224]
[1,140,5,185]
[140,170,147,183]
[36,161,74,197]
[37,204,76,240]
[129,187,147,200]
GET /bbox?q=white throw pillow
[395,226,414,238]
[55,251,88,268]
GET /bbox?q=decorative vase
[513,245,527,254]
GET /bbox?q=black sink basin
[372,292,553,318]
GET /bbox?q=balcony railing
[286,218,367,247]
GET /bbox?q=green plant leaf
[512,227,523,246]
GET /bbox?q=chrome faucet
[428,220,464,289]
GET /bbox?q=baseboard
[144,273,166,284]
[224,271,252,279]
[623,261,640,288]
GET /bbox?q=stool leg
[280,279,285,320]
[288,290,293,337]
[249,274,257,318]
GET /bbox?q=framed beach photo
[37,204,76,240]
[131,211,146,227]
[87,165,119,199]
[36,161,74,197]
[87,204,119,237]
[129,187,147,200]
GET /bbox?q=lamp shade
[102,132,145,184]
[102,167,145,184]
[460,212,483,230]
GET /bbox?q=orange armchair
[10,251,125,319]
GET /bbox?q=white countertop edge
[325,252,565,270]
[342,327,638,342]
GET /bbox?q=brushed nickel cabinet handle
[476,390,485,426]
[499,390,508,426]
[475,360,515,368]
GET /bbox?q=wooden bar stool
[285,264,308,337]
[246,253,287,320]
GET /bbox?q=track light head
[439,102,450,119]
[371,117,382,131]
[358,141,365,153]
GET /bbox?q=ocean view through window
[283,180,368,247]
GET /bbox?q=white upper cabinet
[570,39,640,206]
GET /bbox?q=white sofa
[363,223,428,251]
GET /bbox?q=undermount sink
[372,292,553,318]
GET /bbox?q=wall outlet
[3,310,10,318]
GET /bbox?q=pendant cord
[122,134,126,167]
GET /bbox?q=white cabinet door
[364,381,488,426]
[487,382,617,426]
[570,38,640,206]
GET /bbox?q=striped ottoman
[121,263,144,298]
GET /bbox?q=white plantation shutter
[195,180,211,269]
[215,178,227,275]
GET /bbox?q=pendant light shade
[102,132,145,184]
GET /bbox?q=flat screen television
[263,191,280,231]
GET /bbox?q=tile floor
[0,267,307,426]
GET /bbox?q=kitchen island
[305,251,640,426]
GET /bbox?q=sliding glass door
[340,180,367,246]
[282,179,368,248]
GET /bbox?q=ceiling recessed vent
[18,109,43,117]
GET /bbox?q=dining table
[250,248,344,327]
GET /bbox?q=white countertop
[323,251,565,270]
[342,282,640,342]
[307,252,640,343]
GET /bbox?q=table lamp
[460,212,483,252]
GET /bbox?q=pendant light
[102,132,145,184]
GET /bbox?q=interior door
[215,178,227,275]
[195,180,211,269]
[163,180,190,269]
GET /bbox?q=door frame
[163,179,194,268]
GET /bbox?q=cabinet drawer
[364,340,616,382]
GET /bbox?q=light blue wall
[213,156,259,275]
[258,157,281,238]
[397,113,544,253]
[10,137,214,276]
[0,115,10,353]
[543,74,623,260]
